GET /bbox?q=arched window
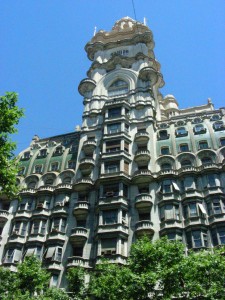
[201,157,212,165]
[181,160,192,168]
[108,80,128,97]
[161,163,172,170]
[45,178,54,186]
[63,177,72,184]
[28,181,36,189]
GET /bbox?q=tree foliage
[66,266,88,300]
[0,92,24,198]
[88,237,225,300]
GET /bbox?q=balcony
[178,166,198,175]
[200,163,219,172]
[45,260,62,271]
[52,205,68,217]
[37,186,54,194]
[181,189,203,200]
[135,194,153,210]
[97,196,128,210]
[132,169,153,184]
[55,183,72,193]
[134,131,149,145]
[134,150,150,165]
[208,213,225,226]
[79,158,95,175]
[33,207,51,218]
[69,227,88,245]
[160,219,183,231]
[20,188,36,195]
[82,140,97,155]
[157,169,177,178]
[27,233,46,243]
[135,99,145,110]
[96,254,127,265]
[47,229,66,242]
[0,210,9,223]
[73,178,94,192]
[67,256,90,268]
[8,232,26,244]
[97,223,128,238]
[184,216,207,228]
[135,220,154,237]
[73,201,89,217]
[15,210,32,219]
[203,186,224,198]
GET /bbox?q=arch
[93,68,138,98]
[24,175,40,189]
[58,170,75,184]
[176,152,196,168]
[156,156,175,172]
[108,79,128,97]
[196,149,217,165]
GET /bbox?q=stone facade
[0,17,225,288]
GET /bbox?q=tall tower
[74,17,165,264]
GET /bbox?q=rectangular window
[158,130,169,140]
[163,180,172,193]
[106,141,120,153]
[124,161,129,174]
[51,274,59,287]
[161,147,169,155]
[103,210,117,224]
[220,138,225,146]
[180,144,189,152]
[34,165,42,174]
[207,174,216,187]
[105,161,120,173]
[73,247,83,257]
[101,238,117,254]
[108,107,121,118]
[54,247,62,262]
[176,127,188,137]
[199,141,208,149]
[107,123,121,134]
[104,184,119,197]
[51,162,59,172]
[124,141,129,152]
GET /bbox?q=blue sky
[0,0,224,154]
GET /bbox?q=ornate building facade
[0,17,225,288]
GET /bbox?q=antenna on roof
[143,17,147,25]
[93,26,97,36]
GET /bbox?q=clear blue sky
[0,0,224,154]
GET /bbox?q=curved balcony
[78,78,96,96]
[69,227,88,245]
[73,201,89,217]
[82,140,97,155]
[45,261,62,271]
[178,166,198,176]
[138,67,158,85]
[134,150,150,165]
[20,188,36,195]
[67,256,90,268]
[132,169,153,184]
[134,131,149,145]
[37,185,54,194]
[0,210,9,223]
[157,169,177,178]
[135,220,154,237]
[135,194,153,210]
[55,183,72,193]
[79,158,95,175]
[73,178,94,192]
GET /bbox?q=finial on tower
[93,26,97,36]
[143,17,147,25]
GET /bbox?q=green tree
[42,287,70,300]
[0,266,18,299]
[88,237,225,300]
[67,266,87,300]
[0,92,24,198]
[16,256,50,296]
